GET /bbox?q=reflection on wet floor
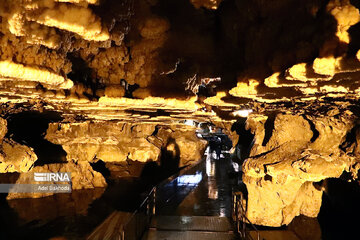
[7,188,105,223]
[142,148,238,240]
[0,177,149,240]
[0,146,238,239]
[156,147,236,217]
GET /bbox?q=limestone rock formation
[0,117,7,140]
[0,138,38,173]
[6,161,107,199]
[190,0,223,9]
[242,112,358,226]
[0,117,37,173]
[46,121,160,163]
[46,121,207,168]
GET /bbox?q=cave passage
[5,111,67,166]
[318,177,360,240]
[0,0,360,239]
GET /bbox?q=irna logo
[34,172,71,182]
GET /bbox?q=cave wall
[241,111,359,226]
[0,115,207,199]
[45,121,207,168]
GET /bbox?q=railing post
[236,194,240,234]
[152,187,156,216]
[120,230,125,240]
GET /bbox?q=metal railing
[118,160,203,240]
[120,186,156,240]
[88,158,235,240]
[232,190,261,240]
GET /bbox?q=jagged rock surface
[0,117,37,173]
[6,161,107,199]
[242,112,359,226]
[0,138,38,173]
[46,122,160,163]
[46,121,207,168]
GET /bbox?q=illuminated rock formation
[0,117,37,173]
[190,0,223,9]
[6,161,107,199]
[46,122,161,163]
[0,0,359,231]
[45,121,207,167]
[0,138,38,173]
[242,112,358,226]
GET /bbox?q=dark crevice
[67,54,104,99]
[340,124,359,152]
[140,137,181,186]
[90,160,111,179]
[249,146,280,159]
[264,174,272,181]
[302,115,320,142]
[231,118,254,161]
[5,111,67,166]
[262,113,277,146]
[318,178,360,239]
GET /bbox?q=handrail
[123,186,156,227]
[119,186,156,240]
[119,159,204,240]
[232,190,261,240]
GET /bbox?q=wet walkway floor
[155,152,235,216]
[142,152,238,240]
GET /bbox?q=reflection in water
[7,188,105,223]
[206,149,218,200]
[219,207,226,217]
[208,187,218,200]
[1,146,237,238]
[157,146,236,217]
[205,150,216,177]
[232,162,240,172]
[176,172,202,186]
[0,177,150,239]
[180,216,192,224]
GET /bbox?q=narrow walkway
[142,150,238,240]
[155,151,235,216]
[143,216,235,240]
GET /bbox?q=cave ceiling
[0,0,358,124]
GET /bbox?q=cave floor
[155,151,235,216]
[143,216,235,240]
[142,151,238,240]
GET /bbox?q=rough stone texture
[247,114,314,156]
[6,161,107,199]
[0,0,358,117]
[0,138,37,173]
[46,121,160,163]
[242,112,358,226]
[105,160,146,178]
[190,0,223,9]
[0,117,7,141]
[46,121,207,169]
[0,117,38,172]
[156,126,208,167]
[288,215,322,240]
